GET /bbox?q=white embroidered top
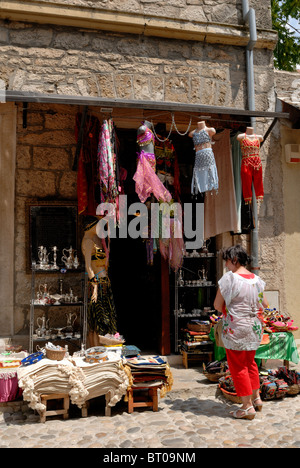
[218,271,265,351]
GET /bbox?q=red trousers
[226,349,260,397]
[241,162,264,204]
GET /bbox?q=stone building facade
[0,0,299,352]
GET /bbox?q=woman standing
[214,245,268,420]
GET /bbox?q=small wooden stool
[80,394,112,418]
[127,386,160,413]
[40,393,70,423]
[182,350,213,369]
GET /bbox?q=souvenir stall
[0,344,25,403]
[210,308,299,368]
[207,308,300,403]
[0,336,173,422]
[3,104,299,420]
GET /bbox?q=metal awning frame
[4,90,290,121]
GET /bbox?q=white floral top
[218,271,265,351]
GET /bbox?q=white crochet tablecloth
[17,355,129,413]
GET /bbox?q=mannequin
[237,127,264,204]
[81,216,117,347]
[133,121,172,203]
[137,120,155,156]
[236,126,263,143]
[189,120,216,140]
[189,121,219,194]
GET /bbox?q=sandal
[230,405,256,420]
[253,397,263,412]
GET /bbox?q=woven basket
[219,386,242,404]
[98,335,125,346]
[204,371,228,382]
[219,375,242,403]
[287,384,300,396]
[45,348,65,361]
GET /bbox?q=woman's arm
[82,238,98,302]
[82,238,95,280]
[214,288,225,313]
[262,293,269,309]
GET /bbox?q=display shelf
[29,266,88,354]
[173,241,216,353]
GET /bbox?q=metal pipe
[242,0,259,275]
[242,0,257,126]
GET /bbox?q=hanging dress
[75,113,101,215]
[87,243,117,336]
[154,135,181,201]
[191,129,219,194]
[133,128,172,204]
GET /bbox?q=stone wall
[0,19,275,112]
[14,103,78,339]
[4,0,271,29]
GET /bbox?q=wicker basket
[98,335,125,346]
[219,375,242,403]
[287,384,300,396]
[45,347,66,361]
[219,386,242,404]
[204,371,229,382]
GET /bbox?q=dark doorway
[108,127,162,352]
[109,236,161,352]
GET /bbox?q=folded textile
[124,355,173,398]
[17,356,129,412]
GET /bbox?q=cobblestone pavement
[1,360,300,450]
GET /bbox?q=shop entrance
[108,127,164,353]
[109,236,162,353]
[107,126,196,354]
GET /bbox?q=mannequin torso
[137,120,155,154]
[237,127,263,143]
[189,121,216,151]
[189,121,219,194]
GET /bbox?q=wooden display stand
[39,393,69,423]
[127,386,160,413]
[181,350,213,369]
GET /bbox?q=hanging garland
[151,113,193,142]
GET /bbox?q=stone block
[53,31,90,50]
[33,147,70,171]
[18,130,75,146]
[16,146,31,169]
[16,169,56,197]
[114,74,134,99]
[59,171,77,199]
[165,76,189,102]
[9,27,53,47]
[97,74,116,98]
[150,76,164,101]
[133,76,151,101]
